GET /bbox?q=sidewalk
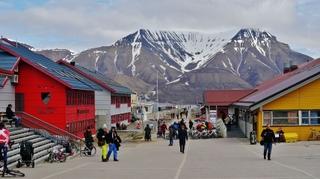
[19,138,320,179]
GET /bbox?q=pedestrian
[84,127,94,155]
[144,124,152,141]
[160,122,167,138]
[168,125,174,146]
[0,122,10,172]
[107,127,121,161]
[96,124,109,162]
[178,124,188,153]
[188,120,193,130]
[5,104,21,127]
[260,124,275,160]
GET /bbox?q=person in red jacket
[0,122,10,171]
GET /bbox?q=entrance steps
[6,127,62,168]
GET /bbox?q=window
[273,111,298,125]
[263,110,298,126]
[300,110,320,125]
[302,111,310,125]
[263,111,271,125]
[41,92,51,105]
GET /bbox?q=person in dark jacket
[5,104,21,127]
[84,127,94,155]
[178,124,188,153]
[107,127,121,161]
[168,125,174,146]
[188,120,193,130]
[261,124,275,160]
[144,124,152,141]
[96,125,109,162]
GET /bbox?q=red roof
[203,89,255,106]
[254,59,320,91]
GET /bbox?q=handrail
[16,111,82,141]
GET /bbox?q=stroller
[16,141,35,168]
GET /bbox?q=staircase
[7,127,62,168]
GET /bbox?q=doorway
[15,93,24,111]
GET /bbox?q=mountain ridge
[36,28,313,103]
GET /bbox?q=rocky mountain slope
[37,28,313,103]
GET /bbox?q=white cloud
[0,0,319,57]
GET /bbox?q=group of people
[146,119,189,154]
[96,125,122,162]
[168,120,188,153]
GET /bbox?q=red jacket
[0,128,10,145]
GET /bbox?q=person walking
[107,127,121,161]
[168,125,174,146]
[178,124,188,153]
[84,127,94,155]
[144,124,152,141]
[261,124,275,160]
[96,124,109,162]
[188,120,193,130]
[0,122,10,172]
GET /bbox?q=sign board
[209,110,217,124]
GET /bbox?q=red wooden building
[0,38,102,137]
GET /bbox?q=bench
[284,133,298,143]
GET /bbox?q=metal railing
[16,111,83,152]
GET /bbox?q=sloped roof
[237,59,320,109]
[203,89,255,106]
[0,75,8,88]
[58,60,132,95]
[75,65,132,95]
[0,38,102,91]
[0,51,19,71]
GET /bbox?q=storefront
[236,59,320,141]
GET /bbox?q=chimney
[289,61,298,71]
[283,61,298,74]
[283,62,290,74]
[70,61,75,66]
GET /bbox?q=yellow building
[235,59,320,141]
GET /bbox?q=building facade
[59,61,132,129]
[0,38,101,137]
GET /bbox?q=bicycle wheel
[79,149,86,157]
[59,154,67,162]
[90,146,97,156]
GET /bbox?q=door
[15,93,24,112]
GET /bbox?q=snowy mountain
[40,28,312,103]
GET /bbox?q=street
[19,138,320,179]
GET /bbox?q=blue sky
[0,0,319,58]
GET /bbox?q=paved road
[19,138,320,179]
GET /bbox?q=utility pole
[157,71,159,121]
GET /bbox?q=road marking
[174,142,189,179]
[241,143,318,179]
[272,161,318,179]
[40,163,90,179]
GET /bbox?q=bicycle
[80,145,96,157]
[47,148,67,163]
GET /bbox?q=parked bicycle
[47,147,67,163]
[80,145,96,157]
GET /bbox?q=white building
[60,61,132,129]
[0,50,19,112]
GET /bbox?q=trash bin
[250,131,257,144]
